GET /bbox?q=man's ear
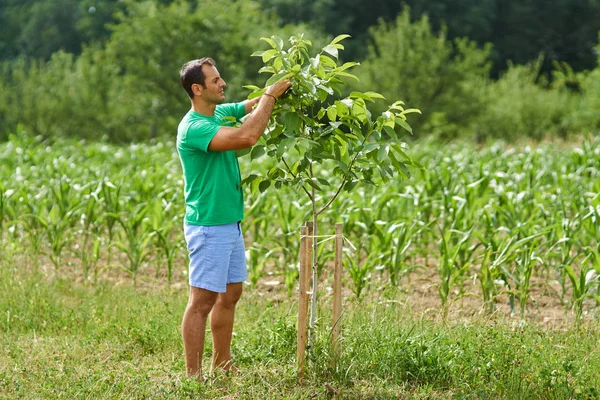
[192,83,203,96]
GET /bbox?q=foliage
[0,0,322,141]
[2,132,600,319]
[356,8,492,139]
[0,0,127,62]
[473,60,577,141]
[2,268,600,398]
[1,1,600,141]
[257,0,600,76]
[243,33,421,200]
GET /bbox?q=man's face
[197,64,226,103]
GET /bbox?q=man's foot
[186,371,205,382]
[210,359,238,376]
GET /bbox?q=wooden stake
[331,223,343,364]
[297,225,310,379]
[306,221,315,349]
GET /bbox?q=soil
[11,244,594,331]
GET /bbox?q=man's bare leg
[182,286,218,379]
[210,282,243,373]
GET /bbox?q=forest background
[0,0,599,143]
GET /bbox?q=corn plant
[246,245,281,289]
[346,247,380,299]
[478,246,497,313]
[546,213,584,304]
[42,176,82,269]
[3,124,600,319]
[111,201,153,286]
[564,253,599,322]
[100,178,123,266]
[73,191,104,282]
[436,226,476,318]
[383,221,424,286]
[514,245,544,317]
[490,230,549,316]
[21,196,48,265]
[147,193,181,283]
[0,181,5,244]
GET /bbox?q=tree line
[0,0,599,141]
[3,0,599,75]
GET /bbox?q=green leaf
[262,49,278,63]
[310,55,320,70]
[333,143,341,160]
[267,167,284,180]
[301,79,317,94]
[335,62,359,72]
[336,160,350,175]
[284,112,300,134]
[396,118,413,134]
[318,84,334,95]
[319,55,337,68]
[250,146,265,160]
[240,174,260,188]
[383,126,398,140]
[390,143,416,164]
[377,144,389,163]
[266,71,292,86]
[317,178,331,186]
[267,125,284,139]
[364,91,385,99]
[243,85,261,91]
[273,57,283,71]
[323,45,339,58]
[333,71,359,81]
[251,51,264,57]
[330,34,351,45]
[349,92,374,102]
[306,178,322,191]
[260,37,278,49]
[236,148,251,158]
[277,138,297,157]
[272,35,284,50]
[259,66,277,74]
[327,107,337,121]
[259,179,271,193]
[335,100,349,117]
[343,180,358,191]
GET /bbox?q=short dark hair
[179,57,216,99]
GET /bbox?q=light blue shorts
[184,222,248,293]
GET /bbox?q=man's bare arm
[243,97,261,115]
[208,79,291,152]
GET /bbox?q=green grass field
[2,263,600,399]
[2,133,600,398]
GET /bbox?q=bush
[355,7,492,139]
[473,60,577,141]
[0,0,328,142]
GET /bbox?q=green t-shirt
[176,102,246,226]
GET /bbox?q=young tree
[243,33,422,331]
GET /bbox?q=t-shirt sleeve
[185,120,220,152]
[220,102,246,122]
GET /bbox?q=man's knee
[218,283,243,308]
[187,287,219,316]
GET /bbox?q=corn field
[2,131,599,321]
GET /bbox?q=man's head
[180,58,226,102]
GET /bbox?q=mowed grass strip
[2,264,600,399]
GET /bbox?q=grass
[2,261,600,399]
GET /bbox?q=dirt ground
[14,246,595,331]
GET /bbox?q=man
[176,57,291,380]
